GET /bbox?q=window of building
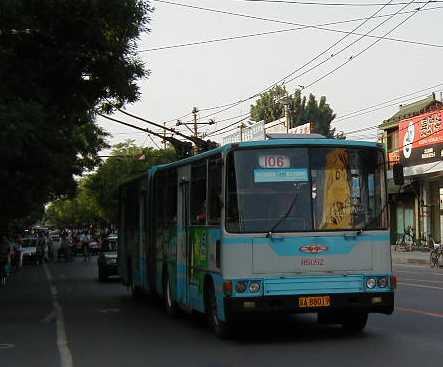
[191,160,207,225]
[387,128,399,151]
[208,154,222,225]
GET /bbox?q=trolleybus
[118,136,394,337]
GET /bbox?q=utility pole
[192,107,199,138]
[240,122,246,142]
[163,121,167,149]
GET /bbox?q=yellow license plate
[298,296,331,308]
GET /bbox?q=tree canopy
[46,141,177,226]
[0,0,152,234]
[250,86,338,137]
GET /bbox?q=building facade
[378,94,443,244]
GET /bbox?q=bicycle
[394,227,431,252]
[430,241,443,268]
[394,227,415,252]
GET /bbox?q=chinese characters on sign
[390,109,443,167]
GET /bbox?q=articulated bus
[118,136,394,337]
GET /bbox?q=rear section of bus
[218,139,394,327]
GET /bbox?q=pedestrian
[82,236,90,262]
[0,237,10,286]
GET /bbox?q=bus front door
[177,166,191,309]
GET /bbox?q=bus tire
[205,282,230,339]
[163,272,178,317]
[341,312,368,332]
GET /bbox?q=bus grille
[263,275,364,296]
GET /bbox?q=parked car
[21,237,39,265]
[97,235,118,281]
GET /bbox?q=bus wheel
[341,313,368,332]
[164,273,178,317]
[206,283,230,339]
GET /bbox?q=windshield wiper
[266,193,299,239]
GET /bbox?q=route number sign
[259,155,290,168]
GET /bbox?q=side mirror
[393,164,404,186]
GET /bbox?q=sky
[97,0,443,154]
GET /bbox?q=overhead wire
[303,0,432,90]
[334,82,443,123]
[282,0,405,87]
[138,6,443,53]
[154,0,435,123]
[200,0,403,134]
[234,0,441,6]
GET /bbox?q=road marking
[399,278,443,284]
[43,264,74,367]
[98,308,120,313]
[398,281,443,290]
[396,270,443,277]
[0,343,15,349]
[398,307,443,319]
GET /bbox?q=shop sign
[387,150,400,168]
[398,109,443,167]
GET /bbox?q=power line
[334,82,443,123]
[154,0,438,123]
[333,90,443,125]
[114,108,208,146]
[207,115,251,136]
[138,6,443,53]
[148,134,161,149]
[235,0,441,6]
[282,0,404,87]
[199,0,398,121]
[303,0,431,90]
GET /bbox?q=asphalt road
[1,259,443,367]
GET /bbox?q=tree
[0,1,152,235]
[250,85,287,124]
[250,86,337,137]
[85,141,177,223]
[45,178,103,227]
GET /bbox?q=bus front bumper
[225,292,394,316]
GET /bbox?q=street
[1,259,443,367]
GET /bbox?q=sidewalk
[392,249,430,266]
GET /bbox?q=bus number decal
[301,258,325,266]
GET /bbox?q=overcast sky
[98,0,443,153]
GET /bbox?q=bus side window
[208,155,222,225]
[191,160,207,225]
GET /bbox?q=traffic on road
[1,257,442,367]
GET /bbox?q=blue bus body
[119,138,394,335]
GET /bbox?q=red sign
[398,109,443,166]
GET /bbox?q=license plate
[298,296,331,308]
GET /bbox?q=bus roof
[149,138,383,175]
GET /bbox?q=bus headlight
[377,277,387,288]
[366,278,377,289]
[249,281,261,293]
[235,281,247,293]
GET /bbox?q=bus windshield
[225,146,387,233]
